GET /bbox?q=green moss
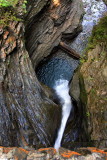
[0,0,27,9]
[80,58,86,64]
[0,10,21,26]
[0,0,27,26]
[86,112,90,117]
[79,73,87,105]
[80,54,88,64]
[0,0,18,7]
[90,88,97,95]
[85,15,107,51]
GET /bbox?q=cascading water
[36,0,107,151]
[53,0,107,150]
[70,0,107,53]
[36,51,77,149]
[54,80,72,150]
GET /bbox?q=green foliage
[90,88,97,95]
[0,11,21,26]
[80,58,86,64]
[0,0,18,7]
[0,0,27,8]
[90,16,107,43]
[22,0,27,12]
[0,0,27,26]
[85,15,107,51]
[86,112,90,117]
[80,54,87,64]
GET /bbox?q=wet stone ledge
[0,146,107,159]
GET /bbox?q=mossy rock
[85,15,107,52]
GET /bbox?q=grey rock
[26,0,84,68]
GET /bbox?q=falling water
[36,0,107,151]
[53,0,107,150]
[70,0,107,54]
[54,79,72,150]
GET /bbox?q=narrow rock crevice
[25,0,84,68]
[25,0,89,150]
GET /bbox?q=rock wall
[25,0,85,149]
[80,43,107,148]
[0,0,84,149]
[25,0,84,68]
[0,0,107,157]
[26,0,50,24]
[63,69,89,150]
[0,7,61,148]
[0,146,106,160]
[69,13,107,149]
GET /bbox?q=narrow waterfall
[53,0,107,150]
[54,79,72,150]
[36,0,107,151]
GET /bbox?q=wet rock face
[26,0,50,26]
[25,0,84,149]
[25,0,84,68]
[0,21,61,148]
[0,146,106,160]
[80,44,107,148]
[0,0,84,149]
[71,18,107,148]
[61,96,89,150]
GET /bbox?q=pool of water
[36,0,107,88]
[36,50,79,89]
[36,0,107,150]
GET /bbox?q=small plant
[0,11,21,26]
[85,15,107,51]
[0,0,19,7]
[86,112,90,117]
[22,1,27,9]
[0,0,27,8]
[80,55,87,64]
[90,88,97,95]
[87,76,94,81]
[0,0,27,26]
[80,58,85,64]
[91,57,95,62]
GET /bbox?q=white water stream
[54,80,72,150]
[54,0,106,151]
[70,0,107,53]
